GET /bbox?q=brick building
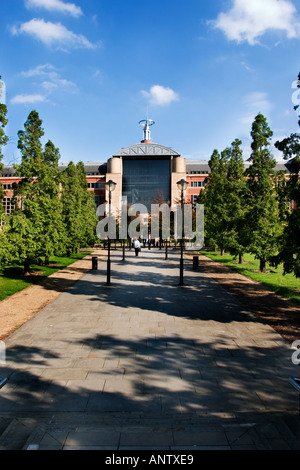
[0,119,292,216]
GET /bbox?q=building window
[191,195,198,207]
[122,158,171,211]
[94,196,101,207]
[2,184,12,190]
[88,182,102,189]
[2,197,15,215]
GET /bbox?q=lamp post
[177,179,188,286]
[105,179,117,286]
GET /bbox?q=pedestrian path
[0,248,300,450]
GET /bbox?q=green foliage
[200,148,228,252]
[61,161,98,254]
[0,83,8,214]
[0,110,98,272]
[274,125,300,277]
[272,72,300,278]
[3,111,67,271]
[200,139,248,259]
[245,113,282,272]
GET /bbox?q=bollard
[193,256,199,270]
[92,256,98,270]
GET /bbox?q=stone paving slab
[0,248,300,450]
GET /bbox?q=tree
[76,161,98,248]
[9,111,66,272]
[274,128,300,277]
[245,113,282,273]
[225,139,248,263]
[0,76,8,216]
[199,140,248,260]
[201,148,230,254]
[61,161,97,254]
[37,140,67,264]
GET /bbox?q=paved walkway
[0,248,300,450]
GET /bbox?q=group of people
[132,237,164,256]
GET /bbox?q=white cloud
[240,92,272,124]
[11,94,47,105]
[212,0,300,45]
[11,18,98,50]
[21,63,57,78]
[25,0,83,18]
[13,64,79,105]
[142,85,179,106]
[245,92,271,111]
[21,63,79,94]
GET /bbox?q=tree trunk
[260,258,266,273]
[220,247,225,256]
[239,253,244,264]
[24,257,30,274]
[45,255,49,266]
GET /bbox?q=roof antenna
[139,111,155,143]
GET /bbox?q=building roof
[0,159,293,177]
[0,162,107,177]
[113,142,181,158]
[0,165,16,177]
[186,161,211,173]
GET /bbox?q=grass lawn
[0,251,92,302]
[200,250,300,305]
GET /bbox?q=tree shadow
[0,330,298,418]
[0,248,299,449]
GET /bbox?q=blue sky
[0,0,300,165]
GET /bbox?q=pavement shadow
[0,331,297,416]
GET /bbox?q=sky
[0,0,300,165]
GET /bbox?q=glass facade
[122,158,170,210]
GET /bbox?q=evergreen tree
[245,113,282,272]
[274,124,300,276]
[76,161,98,248]
[9,111,45,272]
[200,140,248,260]
[61,162,97,254]
[9,111,65,271]
[225,139,248,263]
[0,77,8,216]
[201,148,230,254]
[38,140,67,264]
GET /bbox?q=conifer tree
[9,111,65,271]
[274,73,300,277]
[61,162,97,254]
[38,140,67,264]
[10,110,45,272]
[201,148,229,254]
[246,113,282,272]
[0,76,8,216]
[225,139,248,263]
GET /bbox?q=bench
[0,378,7,389]
[289,378,300,393]
[289,378,300,413]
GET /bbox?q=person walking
[133,238,141,257]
